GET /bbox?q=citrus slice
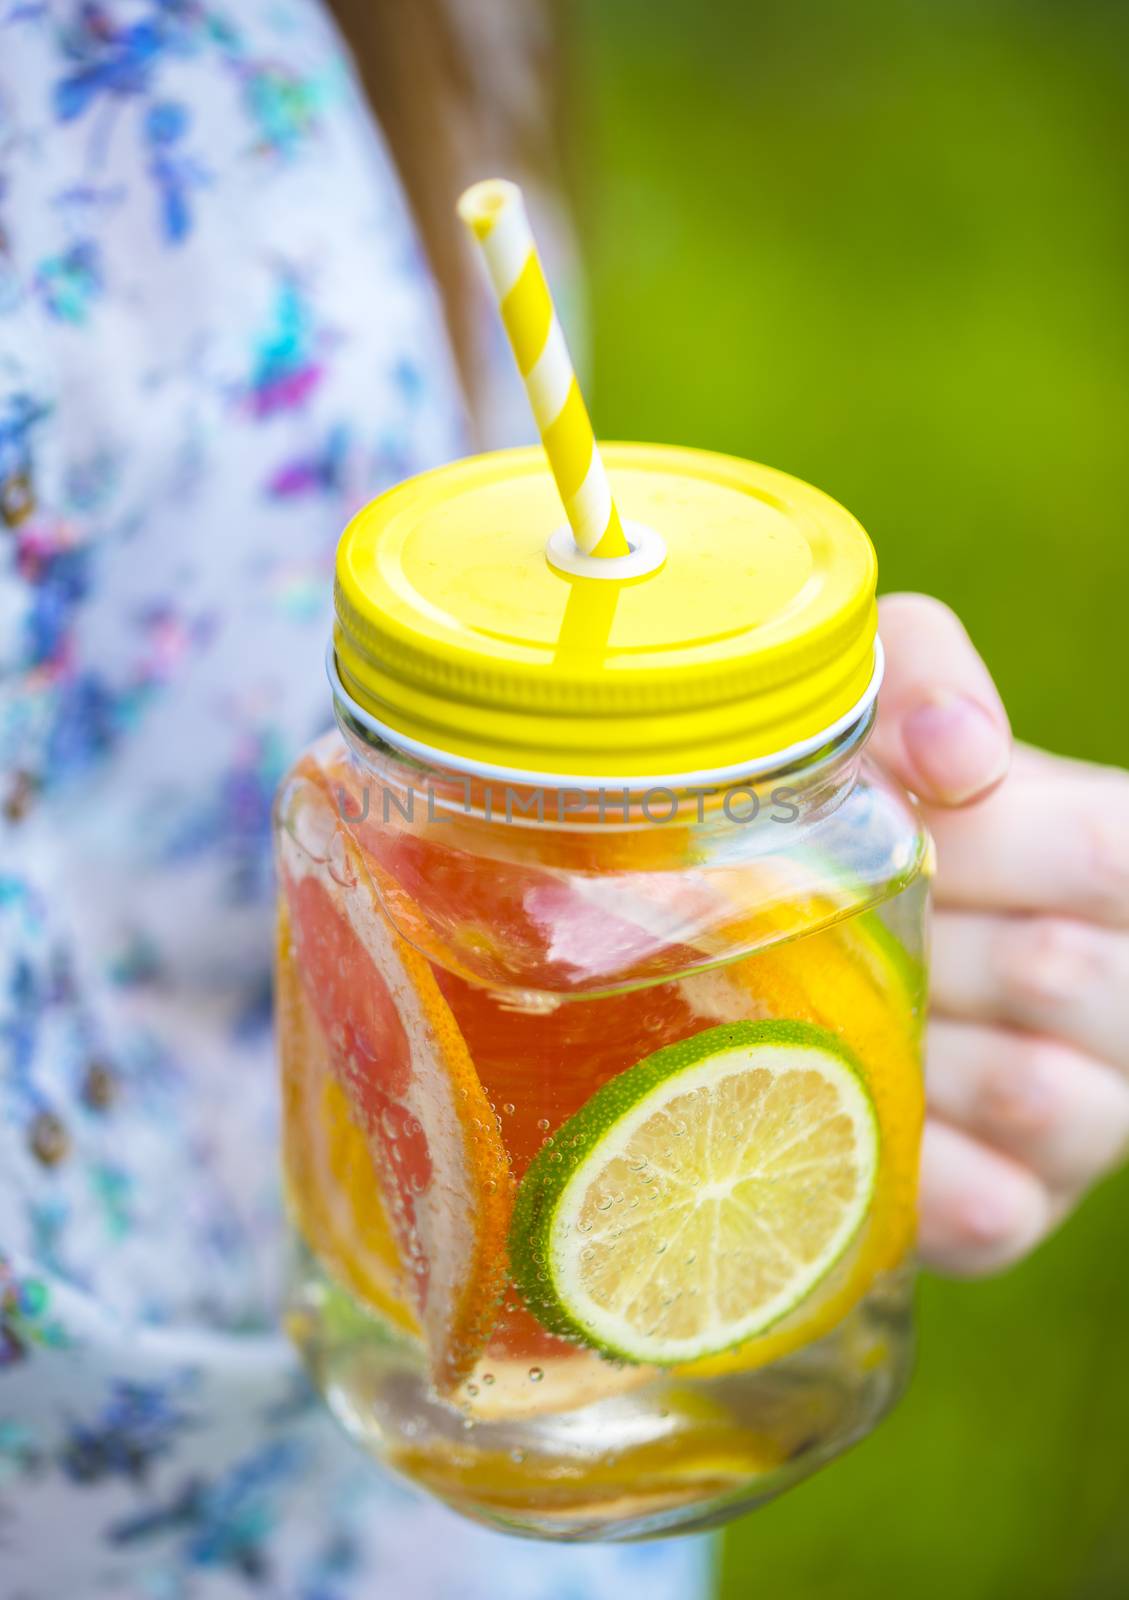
[509,1019,879,1365]
[389,1422,783,1524]
[674,910,923,1377]
[450,1345,655,1421]
[277,780,513,1392]
[277,905,420,1337]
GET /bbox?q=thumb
[872,593,1011,808]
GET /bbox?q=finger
[917,1117,1051,1276]
[925,1018,1129,1192]
[928,775,1129,928]
[1009,742,1129,788]
[931,912,1129,1069]
[873,593,1011,808]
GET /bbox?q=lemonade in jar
[272,185,930,1541]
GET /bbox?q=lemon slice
[510,1020,879,1365]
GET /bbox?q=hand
[873,594,1129,1276]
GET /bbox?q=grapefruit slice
[277,905,420,1337]
[277,785,513,1392]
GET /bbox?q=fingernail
[902,690,1009,804]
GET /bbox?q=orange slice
[389,1421,784,1524]
[277,786,513,1392]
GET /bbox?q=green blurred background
[575,2,1129,1596]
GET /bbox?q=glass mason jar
[273,445,930,1542]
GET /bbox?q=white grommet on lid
[546,520,667,581]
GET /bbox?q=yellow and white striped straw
[458,178,630,559]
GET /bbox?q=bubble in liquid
[596,1195,613,1212]
[502,1103,516,1117]
[510,1448,526,1464]
[481,1372,495,1386]
[528,1367,544,1383]
[536,1118,551,1133]
[465,1382,479,1397]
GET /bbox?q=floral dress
[0,4,713,1595]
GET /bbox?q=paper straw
[457,179,630,559]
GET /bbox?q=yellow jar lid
[333,443,878,781]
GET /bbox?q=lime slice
[673,913,922,1379]
[510,1019,879,1365]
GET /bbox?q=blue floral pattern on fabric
[0,4,713,1596]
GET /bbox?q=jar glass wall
[273,698,929,1542]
